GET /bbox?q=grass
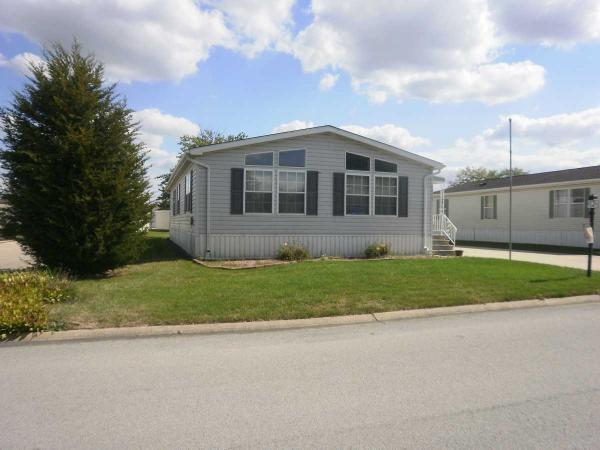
[48,231,600,329]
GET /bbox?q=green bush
[0,270,72,335]
[365,243,390,258]
[277,243,310,261]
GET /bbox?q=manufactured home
[435,165,600,249]
[166,125,451,259]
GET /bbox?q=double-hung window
[346,174,370,215]
[278,171,305,214]
[482,194,495,219]
[552,188,586,218]
[375,176,397,215]
[245,169,273,213]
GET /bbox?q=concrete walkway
[457,246,600,271]
[0,240,33,270]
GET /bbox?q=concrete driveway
[457,246,600,271]
[2,302,600,448]
[0,240,33,270]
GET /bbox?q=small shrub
[277,243,310,261]
[0,270,72,335]
[365,243,390,259]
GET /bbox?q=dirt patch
[194,259,292,270]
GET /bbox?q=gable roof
[188,125,444,169]
[443,165,600,194]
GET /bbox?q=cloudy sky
[1,0,600,193]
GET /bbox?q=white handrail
[432,213,457,244]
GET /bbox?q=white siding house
[435,166,600,249]
[166,126,446,259]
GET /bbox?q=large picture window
[375,176,397,215]
[278,171,305,214]
[245,169,273,213]
[346,174,370,215]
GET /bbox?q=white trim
[243,168,274,215]
[344,172,371,216]
[243,151,274,167]
[374,174,398,216]
[188,125,444,169]
[345,151,371,172]
[278,148,306,168]
[276,169,307,215]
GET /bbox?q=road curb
[7,294,600,344]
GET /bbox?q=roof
[443,165,600,194]
[167,125,444,190]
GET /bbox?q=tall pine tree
[0,42,151,275]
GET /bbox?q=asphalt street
[2,302,600,448]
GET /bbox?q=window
[278,171,305,214]
[245,152,273,166]
[172,184,181,215]
[482,195,495,219]
[346,174,370,215]
[375,176,397,215]
[553,188,586,218]
[245,169,273,213]
[279,149,305,167]
[184,171,193,212]
[375,159,397,173]
[346,153,370,171]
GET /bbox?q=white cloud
[0,0,235,83]
[491,0,600,47]
[429,107,600,183]
[319,73,339,91]
[0,52,44,77]
[341,124,429,149]
[272,120,315,133]
[291,0,546,104]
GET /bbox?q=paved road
[0,240,33,270]
[457,245,600,271]
[2,303,600,448]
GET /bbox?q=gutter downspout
[187,156,211,259]
[424,169,441,254]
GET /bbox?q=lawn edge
[6,294,599,345]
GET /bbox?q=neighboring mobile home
[166,125,446,259]
[435,165,600,249]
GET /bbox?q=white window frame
[345,151,371,172]
[278,148,306,168]
[344,172,371,216]
[482,194,495,220]
[553,188,586,218]
[277,169,307,215]
[374,174,398,216]
[244,151,274,167]
[243,168,274,215]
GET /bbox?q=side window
[245,169,273,213]
[346,153,370,171]
[278,171,306,214]
[346,174,370,215]
[374,176,397,215]
[279,149,305,167]
[245,152,273,166]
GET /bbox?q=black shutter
[306,171,319,215]
[549,191,554,218]
[231,168,244,214]
[189,169,193,213]
[585,187,591,218]
[333,173,345,216]
[398,176,408,217]
[481,196,485,219]
[493,195,497,219]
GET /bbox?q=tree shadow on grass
[135,233,188,263]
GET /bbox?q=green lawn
[49,231,600,329]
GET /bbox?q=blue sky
[1,0,600,194]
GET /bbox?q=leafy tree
[451,166,528,186]
[154,129,247,209]
[0,42,152,275]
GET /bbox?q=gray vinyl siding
[170,132,435,258]
[199,133,430,235]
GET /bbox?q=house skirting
[169,229,425,259]
[457,228,600,249]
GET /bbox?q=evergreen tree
[0,42,152,275]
